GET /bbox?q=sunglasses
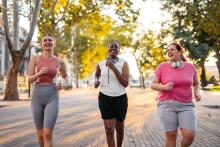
[43,38,53,43]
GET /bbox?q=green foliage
[161,0,220,62]
[132,30,166,75]
[75,13,113,78]
[161,0,220,86]
[38,0,139,79]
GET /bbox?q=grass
[203,85,220,92]
[211,86,220,92]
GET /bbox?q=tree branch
[50,0,58,15]
[2,0,14,56]
[20,0,42,56]
[55,0,70,25]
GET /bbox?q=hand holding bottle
[38,65,48,76]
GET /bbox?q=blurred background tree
[160,0,220,87]
[38,0,140,87]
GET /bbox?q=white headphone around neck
[170,60,183,68]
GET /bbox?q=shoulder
[184,62,197,72]
[30,54,37,59]
[99,59,106,66]
[118,58,127,65]
[157,62,169,69]
[56,56,65,64]
[30,54,39,63]
[185,62,196,69]
[121,59,128,66]
[118,58,125,62]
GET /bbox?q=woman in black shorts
[94,41,129,147]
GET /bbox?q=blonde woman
[28,34,67,147]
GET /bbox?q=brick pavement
[0,88,220,147]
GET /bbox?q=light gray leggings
[31,84,59,129]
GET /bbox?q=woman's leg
[157,101,179,147]
[103,119,116,147]
[31,87,44,146]
[43,94,59,147]
[178,105,196,147]
[165,129,178,147]
[115,120,124,147]
[114,94,128,147]
[36,129,44,147]
[180,128,195,147]
[43,128,53,147]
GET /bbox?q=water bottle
[53,70,62,87]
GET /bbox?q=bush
[208,76,219,86]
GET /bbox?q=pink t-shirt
[155,62,197,103]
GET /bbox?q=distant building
[0,13,30,76]
[0,15,10,76]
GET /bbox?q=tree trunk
[140,73,145,89]
[4,58,21,100]
[200,61,207,88]
[2,0,41,100]
[13,0,19,50]
[71,26,79,88]
[215,50,220,77]
[72,47,79,88]
[74,46,79,88]
[216,60,220,77]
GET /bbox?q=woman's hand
[38,66,48,76]
[56,83,62,91]
[194,91,201,102]
[94,81,100,88]
[162,82,175,90]
[106,60,115,70]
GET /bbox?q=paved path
[0,88,220,147]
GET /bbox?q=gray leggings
[31,84,59,129]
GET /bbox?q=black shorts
[98,92,128,122]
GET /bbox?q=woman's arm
[58,58,67,79]
[150,75,174,91]
[28,55,47,83]
[94,64,101,88]
[56,58,68,90]
[107,61,129,87]
[193,74,201,102]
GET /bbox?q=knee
[43,130,52,141]
[105,127,114,136]
[166,131,177,140]
[183,133,195,144]
[116,124,124,133]
[37,132,43,140]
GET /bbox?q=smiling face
[108,41,120,58]
[108,48,119,58]
[166,44,182,62]
[41,35,55,51]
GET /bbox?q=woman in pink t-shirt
[151,43,201,147]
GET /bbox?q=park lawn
[204,85,220,92]
[211,86,220,92]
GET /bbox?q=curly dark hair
[108,41,120,51]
